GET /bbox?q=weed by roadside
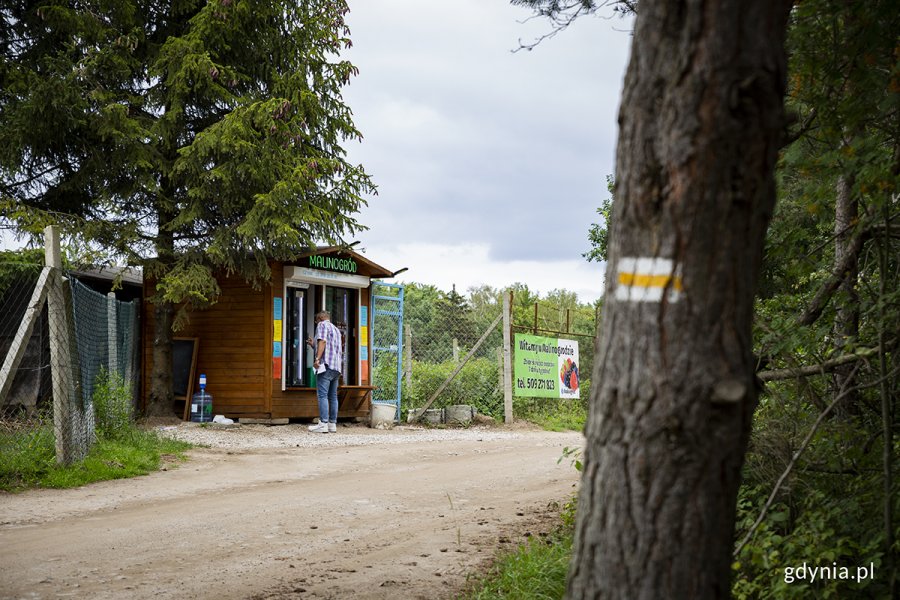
[462,497,577,600]
[463,445,580,600]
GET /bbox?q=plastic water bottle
[191,374,212,422]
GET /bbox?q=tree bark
[146,202,176,417]
[567,1,792,598]
[832,170,860,414]
[147,298,174,417]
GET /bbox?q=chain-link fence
[370,285,599,424]
[397,286,505,421]
[509,296,598,418]
[0,260,140,482]
[370,283,404,417]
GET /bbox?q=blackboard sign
[172,337,199,401]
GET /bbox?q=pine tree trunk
[146,201,176,417]
[566,1,792,598]
[147,299,174,416]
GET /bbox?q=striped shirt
[315,319,343,374]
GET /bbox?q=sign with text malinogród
[514,334,580,399]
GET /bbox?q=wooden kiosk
[141,247,395,421]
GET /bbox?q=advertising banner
[514,333,580,399]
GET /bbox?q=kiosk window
[283,279,359,387]
[285,286,318,387]
[325,287,356,385]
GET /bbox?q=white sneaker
[308,423,328,433]
[328,422,337,433]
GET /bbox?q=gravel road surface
[0,422,583,599]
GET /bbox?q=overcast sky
[0,2,633,304]
[343,1,634,304]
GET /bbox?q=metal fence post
[404,326,412,386]
[107,292,118,375]
[503,290,513,424]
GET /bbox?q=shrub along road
[0,424,582,599]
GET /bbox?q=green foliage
[0,248,44,268]
[515,396,587,432]
[739,3,900,595]
[2,0,376,412]
[0,250,43,297]
[37,434,191,489]
[735,381,899,597]
[0,416,56,490]
[584,175,614,264]
[0,371,190,491]
[405,282,488,361]
[466,533,572,600]
[398,357,504,420]
[733,487,892,599]
[386,281,597,426]
[92,369,134,441]
[558,446,583,472]
[1,0,373,306]
[0,422,190,492]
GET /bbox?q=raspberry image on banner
[560,358,579,390]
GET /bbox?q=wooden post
[45,225,75,465]
[533,302,538,335]
[502,291,513,424]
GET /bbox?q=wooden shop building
[141,247,396,421]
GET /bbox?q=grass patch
[0,370,192,492]
[464,492,578,599]
[464,455,580,600]
[0,425,191,492]
[466,531,573,600]
[0,420,57,490]
[515,398,587,432]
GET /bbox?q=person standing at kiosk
[307,310,342,433]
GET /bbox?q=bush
[374,357,503,421]
[375,355,590,427]
[732,486,889,599]
[403,357,502,418]
[92,369,134,441]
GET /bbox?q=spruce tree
[1,1,374,414]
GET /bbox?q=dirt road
[0,425,582,599]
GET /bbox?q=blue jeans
[316,368,340,423]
